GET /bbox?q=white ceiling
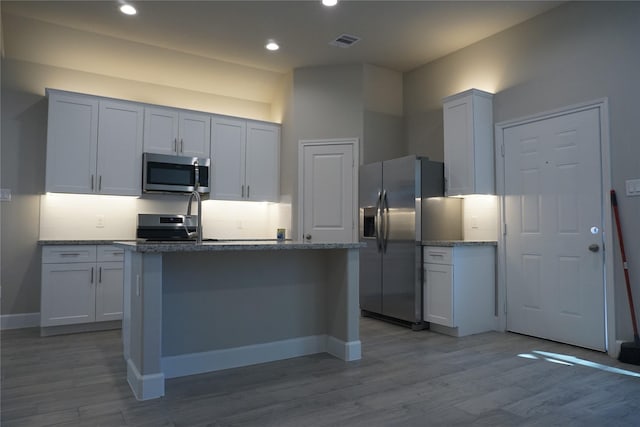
[0,0,561,104]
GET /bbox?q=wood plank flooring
[2,318,640,426]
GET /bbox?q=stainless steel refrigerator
[359,155,462,328]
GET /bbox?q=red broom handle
[611,189,640,342]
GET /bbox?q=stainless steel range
[136,214,199,241]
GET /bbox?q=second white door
[503,106,605,351]
[300,141,357,243]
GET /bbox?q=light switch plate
[626,179,640,197]
[0,188,11,201]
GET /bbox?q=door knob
[305,234,312,240]
[588,243,600,252]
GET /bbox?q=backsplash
[39,193,291,241]
[462,195,499,241]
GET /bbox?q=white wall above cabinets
[45,89,144,196]
[143,106,211,158]
[211,116,280,202]
[443,88,494,196]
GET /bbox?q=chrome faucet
[185,161,203,243]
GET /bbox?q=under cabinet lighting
[322,0,338,6]
[119,3,137,15]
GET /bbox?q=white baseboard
[327,336,362,361]
[127,358,165,401]
[162,334,362,380]
[1,312,40,330]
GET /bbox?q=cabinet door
[41,263,96,326]
[443,89,494,196]
[46,92,99,193]
[95,262,124,322]
[97,101,144,196]
[443,96,475,196]
[424,263,454,327]
[211,117,246,200]
[245,122,280,202]
[144,106,179,155]
[179,112,211,158]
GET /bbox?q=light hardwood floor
[2,317,640,426]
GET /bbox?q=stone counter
[115,240,364,253]
[421,240,497,247]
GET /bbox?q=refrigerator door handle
[381,189,390,253]
[375,191,383,252]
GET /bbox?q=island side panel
[125,251,165,400]
[325,248,361,360]
[161,250,328,355]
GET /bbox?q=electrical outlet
[96,214,105,228]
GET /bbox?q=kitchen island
[115,240,363,401]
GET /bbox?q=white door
[503,107,605,351]
[300,140,357,243]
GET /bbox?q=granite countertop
[421,240,497,247]
[114,240,365,253]
[38,240,136,245]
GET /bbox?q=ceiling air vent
[330,33,361,48]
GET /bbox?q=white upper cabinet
[97,100,144,196]
[211,117,246,200]
[144,106,210,158]
[245,121,280,202]
[46,91,99,194]
[211,117,280,202]
[443,89,494,196]
[46,90,143,196]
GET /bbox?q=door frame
[297,138,359,243]
[495,99,615,355]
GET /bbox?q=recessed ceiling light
[265,41,280,51]
[322,0,338,6]
[119,3,137,15]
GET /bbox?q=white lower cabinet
[423,245,496,337]
[41,245,124,328]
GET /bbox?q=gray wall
[0,83,46,315]
[404,1,640,340]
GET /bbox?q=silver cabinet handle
[98,175,102,192]
[247,185,250,199]
[90,267,94,284]
[589,244,600,252]
[180,139,184,154]
[98,266,102,283]
[305,234,312,240]
[174,138,178,153]
[60,252,81,257]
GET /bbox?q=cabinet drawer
[424,246,453,265]
[42,245,97,264]
[97,245,125,262]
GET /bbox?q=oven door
[143,152,210,194]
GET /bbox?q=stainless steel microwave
[142,152,210,194]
